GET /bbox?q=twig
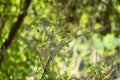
[105,65,116,79]
[86,72,94,80]
[40,39,72,80]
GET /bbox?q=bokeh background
[0,0,120,80]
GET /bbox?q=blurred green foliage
[0,0,120,80]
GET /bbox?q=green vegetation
[0,0,120,80]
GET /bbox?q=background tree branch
[0,0,32,65]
